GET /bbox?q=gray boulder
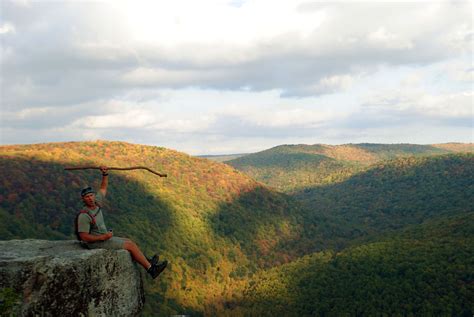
[0,239,144,316]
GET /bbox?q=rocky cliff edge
[0,239,144,316]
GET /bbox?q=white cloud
[441,59,474,83]
[443,22,473,53]
[220,106,338,128]
[420,92,473,119]
[1,0,472,152]
[7,0,31,7]
[73,109,157,129]
[400,72,423,87]
[119,67,222,87]
[109,0,327,45]
[2,0,471,108]
[0,23,16,34]
[308,74,355,95]
[149,116,216,133]
[69,99,158,129]
[363,89,473,121]
[9,106,53,119]
[367,27,413,50]
[65,97,218,133]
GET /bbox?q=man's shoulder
[77,211,92,221]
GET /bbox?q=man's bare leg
[123,240,151,269]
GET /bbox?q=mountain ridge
[226,142,473,191]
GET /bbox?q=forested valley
[1,141,472,316]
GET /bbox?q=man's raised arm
[99,166,109,197]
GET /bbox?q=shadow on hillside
[228,214,474,316]
[207,185,310,268]
[354,143,451,157]
[289,153,474,246]
[228,152,333,170]
[210,153,473,266]
[0,156,210,316]
[0,156,175,252]
[3,152,471,315]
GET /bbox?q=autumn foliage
[1,141,472,316]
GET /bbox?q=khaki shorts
[83,237,128,250]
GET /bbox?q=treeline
[238,213,474,316]
[0,141,306,316]
[227,143,473,191]
[1,141,473,316]
[294,154,474,251]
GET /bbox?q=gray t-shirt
[77,192,108,235]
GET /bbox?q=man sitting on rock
[76,166,167,279]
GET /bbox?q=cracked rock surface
[0,239,144,317]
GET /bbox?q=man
[77,166,167,279]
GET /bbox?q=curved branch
[64,166,167,177]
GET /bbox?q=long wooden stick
[64,166,167,177]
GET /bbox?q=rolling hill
[0,141,305,316]
[294,153,474,250]
[198,154,249,162]
[1,141,472,316]
[230,147,473,315]
[226,143,473,191]
[237,213,474,316]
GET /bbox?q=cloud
[0,0,472,152]
[367,27,413,50]
[119,67,223,87]
[73,109,157,129]
[0,22,15,34]
[216,105,337,129]
[441,59,474,83]
[1,0,471,112]
[359,89,473,127]
[284,74,356,97]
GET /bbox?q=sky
[0,0,472,155]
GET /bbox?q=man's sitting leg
[123,239,168,279]
[123,239,151,269]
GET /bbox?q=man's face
[82,193,96,207]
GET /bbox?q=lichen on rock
[0,239,144,316]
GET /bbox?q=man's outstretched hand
[100,166,109,176]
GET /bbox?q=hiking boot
[147,260,168,279]
[147,254,159,266]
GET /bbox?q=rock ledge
[0,239,144,316]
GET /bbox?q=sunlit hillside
[227,143,473,191]
[0,141,304,316]
[1,141,472,316]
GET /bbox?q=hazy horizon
[1,139,472,157]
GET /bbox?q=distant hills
[226,143,473,191]
[1,141,472,316]
[197,153,248,162]
[294,153,474,251]
[230,145,474,316]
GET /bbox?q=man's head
[81,186,96,207]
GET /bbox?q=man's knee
[123,239,136,250]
